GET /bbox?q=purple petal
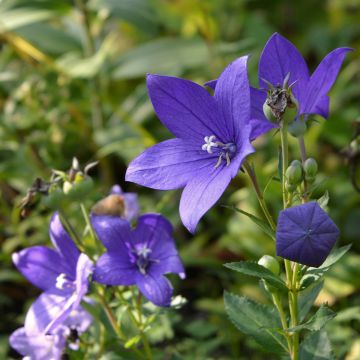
[12,246,65,291]
[93,253,137,286]
[9,327,66,360]
[126,138,216,190]
[250,118,277,141]
[110,184,124,195]
[204,79,217,89]
[259,33,309,99]
[49,212,79,269]
[133,214,185,278]
[91,215,132,252]
[62,305,93,333]
[146,74,228,143]
[300,47,352,117]
[214,56,251,142]
[276,202,340,267]
[136,273,173,307]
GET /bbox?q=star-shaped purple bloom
[110,184,140,221]
[9,306,92,360]
[92,214,185,307]
[276,202,340,267]
[126,56,255,233]
[12,212,93,335]
[256,32,352,121]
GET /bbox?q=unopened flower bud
[288,119,307,138]
[63,181,73,194]
[304,158,318,178]
[263,101,277,122]
[286,161,303,185]
[92,194,126,217]
[258,255,280,275]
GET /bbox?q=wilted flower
[9,306,92,360]
[126,57,255,232]
[257,33,351,122]
[92,184,139,221]
[276,202,340,267]
[12,213,93,335]
[92,214,185,307]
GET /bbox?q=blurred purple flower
[12,213,93,335]
[126,56,255,233]
[257,33,352,120]
[276,202,340,267]
[110,184,139,221]
[10,306,92,360]
[92,214,185,307]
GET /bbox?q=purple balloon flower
[276,202,340,267]
[92,214,185,307]
[110,184,140,221]
[10,306,92,360]
[12,213,93,335]
[257,32,352,121]
[126,56,255,233]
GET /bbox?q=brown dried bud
[91,194,126,217]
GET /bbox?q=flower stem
[80,202,102,254]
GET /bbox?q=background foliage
[0,0,359,358]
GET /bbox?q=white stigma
[55,273,68,290]
[201,135,218,154]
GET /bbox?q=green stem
[80,202,102,253]
[58,210,84,252]
[243,160,276,231]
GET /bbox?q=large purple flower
[10,306,92,360]
[12,213,93,335]
[257,33,352,121]
[126,56,255,233]
[276,202,340,267]
[92,214,185,307]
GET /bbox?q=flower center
[55,273,76,291]
[202,135,237,168]
[135,246,152,275]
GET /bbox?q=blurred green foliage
[0,0,359,358]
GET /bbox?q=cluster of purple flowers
[127,33,348,264]
[10,186,185,358]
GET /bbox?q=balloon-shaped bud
[263,101,277,122]
[286,161,303,185]
[304,158,318,178]
[258,255,280,275]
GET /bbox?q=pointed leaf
[299,330,334,360]
[298,281,324,322]
[224,261,287,292]
[224,292,288,354]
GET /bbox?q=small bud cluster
[285,158,318,193]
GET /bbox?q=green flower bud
[304,158,318,178]
[258,255,280,275]
[285,181,297,192]
[63,181,73,194]
[285,161,303,185]
[263,101,277,122]
[288,119,307,138]
[66,177,94,201]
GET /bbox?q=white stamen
[55,273,68,290]
[202,135,218,154]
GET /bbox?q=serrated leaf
[288,305,336,333]
[298,281,324,322]
[224,292,288,354]
[300,244,352,289]
[317,191,329,210]
[299,330,334,360]
[224,261,287,292]
[224,205,276,240]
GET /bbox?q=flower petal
[93,252,137,286]
[12,246,65,291]
[49,212,79,270]
[213,56,251,142]
[146,74,227,143]
[136,273,173,307]
[300,47,352,117]
[259,33,309,99]
[91,215,132,252]
[126,138,215,190]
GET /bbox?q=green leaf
[224,205,276,240]
[224,292,288,354]
[298,281,324,322]
[224,261,287,292]
[317,191,329,210]
[300,245,352,289]
[299,330,334,360]
[288,305,336,333]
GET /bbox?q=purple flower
[9,306,92,360]
[126,56,255,233]
[92,214,185,307]
[110,184,140,221]
[276,202,340,267]
[257,33,352,121]
[12,213,93,335]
